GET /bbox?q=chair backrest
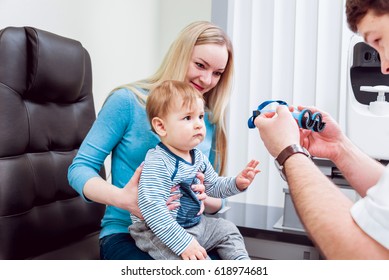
[0,26,105,259]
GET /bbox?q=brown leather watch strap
[275,144,310,167]
[275,144,311,181]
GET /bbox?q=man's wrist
[275,144,311,181]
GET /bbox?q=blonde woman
[68,21,235,260]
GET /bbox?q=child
[129,80,260,260]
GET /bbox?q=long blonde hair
[112,21,234,175]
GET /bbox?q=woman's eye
[196,62,205,69]
[213,71,222,77]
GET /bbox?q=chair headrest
[0,26,87,103]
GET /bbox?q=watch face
[274,160,287,181]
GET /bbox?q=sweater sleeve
[67,89,133,201]
[201,153,242,198]
[139,150,194,256]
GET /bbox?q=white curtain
[212,0,354,207]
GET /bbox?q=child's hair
[346,0,389,33]
[146,80,204,133]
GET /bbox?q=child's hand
[236,160,260,191]
[181,239,207,260]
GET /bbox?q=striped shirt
[131,142,241,255]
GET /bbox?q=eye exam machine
[347,36,389,161]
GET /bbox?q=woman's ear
[152,117,166,137]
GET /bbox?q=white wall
[1,0,211,112]
[157,0,212,62]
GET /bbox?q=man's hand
[254,105,300,157]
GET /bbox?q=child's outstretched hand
[236,160,260,191]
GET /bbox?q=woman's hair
[113,21,234,174]
[146,80,204,134]
[346,0,389,33]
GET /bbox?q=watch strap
[276,144,310,167]
[275,144,311,181]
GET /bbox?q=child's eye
[199,114,204,120]
[184,116,191,120]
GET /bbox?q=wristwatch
[274,144,311,181]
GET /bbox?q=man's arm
[285,154,389,259]
[328,134,385,197]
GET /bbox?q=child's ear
[152,117,166,137]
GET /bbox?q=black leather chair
[0,26,105,259]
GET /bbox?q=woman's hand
[122,164,144,218]
[166,185,182,211]
[191,172,207,215]
[122,164,183,219]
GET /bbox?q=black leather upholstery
[0,27,105,259]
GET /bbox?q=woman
[68,21,234,260]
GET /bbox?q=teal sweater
[68,88,216,239]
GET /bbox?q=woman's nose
[200,71,212,85]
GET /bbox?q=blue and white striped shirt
[131,142,242,255]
